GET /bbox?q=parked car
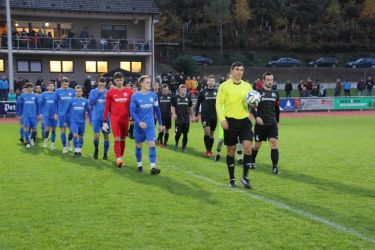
[191,56,213,65]
[266,57,301,67]
[308,57,338,67]
[346,58,375,68]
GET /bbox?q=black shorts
[175,122,190,134]
[254,124,278,142]
[201,116,217,131]
[162,116,172,129]
[224,117,253,146]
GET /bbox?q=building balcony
[0,36,152,56]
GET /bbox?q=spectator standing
[343,80,351,97]
[185,76,192,90]
[357,78,365,96]
[311,83,319,97]
[191,76,198,91]
[284,80,293,97]
[297,80,305,96]
[220,76,226,84]
[334,79,342,96]
[55,76,62,89]
[84,76,91,98]
[319,85,327,97]
[365,76,374,96]
[300,86,309,97]
[198,75,206,90]
[69,79,78,89]
[35,76,44,87]
[7,89,16,101]
[254,78,263,91]
[0,75,9,101]
[306,79,313,95]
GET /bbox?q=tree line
[155,0,375,60]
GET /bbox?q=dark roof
[0,0,159,15]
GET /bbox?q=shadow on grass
[44,148,218,205]
[161,143,216,160]
[254,163,375,198]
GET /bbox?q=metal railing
[0,36,151,52]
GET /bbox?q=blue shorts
[134,126,156,143]
[44,118,57,128]
[58,114,71,128]
[92,119,111,134]
[22,117,37,129]
[71,122,86,136]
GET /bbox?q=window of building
[85,61,108,73]
[50,60,73,73]
[0,59,4,72]
[120,61,131,71]
[120,61,142,73]
[101,24,127,39]
[16,60,42,73]
[131,62,142,73]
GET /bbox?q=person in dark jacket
[84,76,92,98]
[284,80,293,97]
[334,79,342,97]
[357,78,365,96]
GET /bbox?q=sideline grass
[0,116,374,249]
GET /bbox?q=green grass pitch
[0,115,374,249]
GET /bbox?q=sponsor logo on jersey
[140,103,153,109]
[114,98,128,102]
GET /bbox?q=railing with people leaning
[0,36,151,52]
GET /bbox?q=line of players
[16,68,280,186]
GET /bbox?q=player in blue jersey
[16,85,27,144]
[39,82,58,149]
[17,83,40,148]
[89,77,110,160]
[65,85,91,158]
[35,86,45,140]
[130,75,165,174]
[55,77,75,153]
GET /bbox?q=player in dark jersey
[157,84,172,147]
[251,72,281,175]
[171,84,193,152]
[194,75,217,157]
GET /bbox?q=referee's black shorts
[254,124,278,142]
[224,117,253,146]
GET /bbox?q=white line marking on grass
[166,164,375,245]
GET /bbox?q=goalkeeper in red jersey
[102,72,133,168]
